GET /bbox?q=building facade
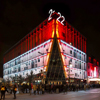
[3,12,87,84]
[87,57,100,84]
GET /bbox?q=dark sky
[0,0,100,77]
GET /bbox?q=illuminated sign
[48,9,65,25]
[48,9,55,21]
[94,67,96,77]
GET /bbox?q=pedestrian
[42,84,45,94]
[13,84,17,99]
[76,84,79,91]
[33,84,37,95]
[29,83,32,95]
[0,85,7,100]
[84,84,86,91]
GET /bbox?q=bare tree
[1,79,6,85]
[10,76,17,84]
[17,75,24,85]
[26,71,36,84]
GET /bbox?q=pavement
[2,88,100,100]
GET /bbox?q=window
[38,58,40,62]
[62,32,65,37]
[84,55,85,61]
[80,62,81,69]
[35,64,37,67]
[18,66,20,72]
[46,49,48,52]
[67,69,69,72]
[75,61,77,68]
[70,59,72,62]
[74,50,76,57]
[29,61,30,65]
[35,60,37,63]
[31,60,34,68]
[65,56,67,59]
[88,65,89,69]
[70,50,72,54]
[80,72,81,74]
[84,63,86,70]
[79,52,81,60]
[75,73,77,76]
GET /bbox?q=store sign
[48,9,65,25]
[94,67,96,77]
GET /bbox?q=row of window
[70,50,86,61]
[4,58,41,69]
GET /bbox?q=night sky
[0,0,100,77]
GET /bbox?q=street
[3,88,100,100]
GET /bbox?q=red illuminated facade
[3,12,87,83]
[3,13,86,63]
[87,57,100,83]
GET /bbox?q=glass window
[38,58,40,62]
[31,60,34,68]
[75,61,77,68]
[46,49,48,52]
[70,50,72,54]
[84,55,85,61]
[80,62,81,69]
[62,32,65,37]
[35,64,37,67]
[18,66,20,72]
[84,63,86,70]
[88,65,89,68]
[35,60,37,63]
[29,61,30,65]
[69,59,72,63]
[79,52,81,60]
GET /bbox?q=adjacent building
[3,12,87,84]
[87,57,100,84]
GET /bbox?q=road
[3,88,100,100]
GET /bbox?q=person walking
[33,84,37,95]
[42,84,45,94]
[0,85,7,100]
[76,83,79,91]
[13,84,17,99]
[84,84,86,91]
[29,83,32,95]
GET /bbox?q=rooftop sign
[48,9,65,25]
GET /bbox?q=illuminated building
[3,12,87,84]
[87,57,100,84]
